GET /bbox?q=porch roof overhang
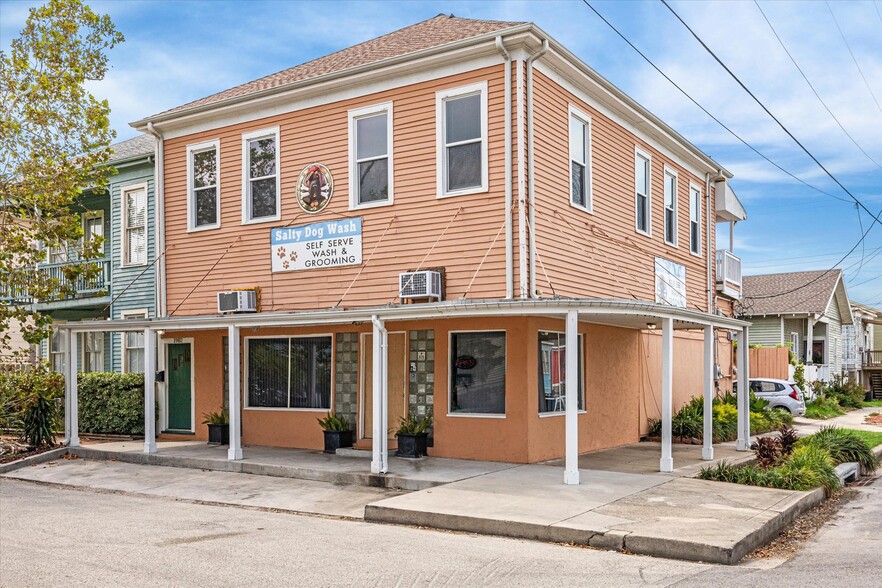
[59,298,749,333]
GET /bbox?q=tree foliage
[0,0,124,353]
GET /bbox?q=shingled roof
[741,270,844,317]
[109,133,155,163]
[154,14,526,118]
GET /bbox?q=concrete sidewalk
[794,406,882,435]
[3,458,400,518]
[365,464,824,565]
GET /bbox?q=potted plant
[202,409,229,446]
[395,412,432,458]
[317,412,353,454]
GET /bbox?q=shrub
[316,411,349,432]
[202,410,229,426]
[797,426,878,473]
[712,403,738,442]
[77,372,149,435]
[396,412,432,435]
[823,376,866,409]
[805,396,846,420]
[0,369,64,445]
[774,444,840,493]
[778,425,799,457]
[751,436,782,468]
[21,389,59,447]
[792,363,806,392]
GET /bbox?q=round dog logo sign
[296,163,333,213]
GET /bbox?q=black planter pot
[323,430,354,454]
[207,423,229,446]
[395,432,428,458]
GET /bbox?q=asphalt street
[1,474,879,587]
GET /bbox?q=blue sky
[2,0,881,305]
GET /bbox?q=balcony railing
[715,249,742,299]
[866,351,882,367]
[37,258,111,301]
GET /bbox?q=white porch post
[660,317,674,473]
[736,326,750,451]
[143,328,157,454]
[371,316,388,474]
[564,310,580,485]
[68,330,80,448]
[806,317,814,364]
[62,329,71,445]
[228,325,243,460]
[702,325,714,460]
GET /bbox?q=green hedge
[77,372,148,435]
[0,369,64,435]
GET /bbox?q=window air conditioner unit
[217,290,258,313]
[399,270,442,301]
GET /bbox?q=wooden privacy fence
[749,347,790,380]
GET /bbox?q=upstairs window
[663,166,677,246]
[122,185,147,266]
[689,184,702,255]
[187,140,220,231]
[437,82,488,197]
[242,127,280,223]
[349,103,393,208]
[635,149,651,235]
[569,107,592,211]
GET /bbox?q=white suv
[734,378,807,416]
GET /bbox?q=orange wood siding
[163,65,512,316]
[531,70,714,311]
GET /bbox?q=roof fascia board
[827,274,853,324]
[131,24,535,131]
[61,299,749,333]
[531,26,729,178]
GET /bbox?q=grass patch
[804,397,846,420]
[842,429,882,451]
[862,399,882,408]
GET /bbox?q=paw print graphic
[289,251,297,261]
[282,260,290,269]
[276,246,287,258]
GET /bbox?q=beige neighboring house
[845,302,882,398]
[742,269,852,383]
[1,319,37,371]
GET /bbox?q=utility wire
[824,0,882,115]
[754,0,882,169]
[659,0,882,298]
[580,0,851,205]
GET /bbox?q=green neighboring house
[741,269,853,383]
[40,134,156,375]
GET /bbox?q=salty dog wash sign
[271,218,362,272]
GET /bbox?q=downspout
[516,56,527,298]
[145,122,166,317]
[495,36,513,299]
[526,39,549,299]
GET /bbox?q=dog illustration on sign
[296,163,333,213]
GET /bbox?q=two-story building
[59,15,750,479]
[40,134,157,375]
[845,301,882,398]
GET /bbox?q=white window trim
[82,210,105,255]
[635,146,652,237]
[243,333,335,411]
[688,181,702,257]
[186,139,221,232]
[447,329,507,418]
[82,331,105,373]
[436,81,489,198]
[121,308,149,373]
[120,182,149,268]
[663,164,678,248]
[568,105,593,214]
[537,331,587,416]
[348,102,394,210]
[241,127,281,225]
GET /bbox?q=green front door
[167,343,192,431]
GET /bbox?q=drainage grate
[848,475,879,487]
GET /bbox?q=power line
[579,0,851,205]
[824,0,882,115]
[754,0,881,169]
[660,0,882,299]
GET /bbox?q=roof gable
[151,14,524,119]
[742,270,845,317]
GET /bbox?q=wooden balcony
[715,249,742,300]
[865,351,882,368]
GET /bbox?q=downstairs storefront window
[450,331,505,415]
[246,336,332,409]
[537,331,584,414]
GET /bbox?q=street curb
[0,447,69,475]
[365,484,828,565]
[67,446,439,491]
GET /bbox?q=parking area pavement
[2,458,401,519]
